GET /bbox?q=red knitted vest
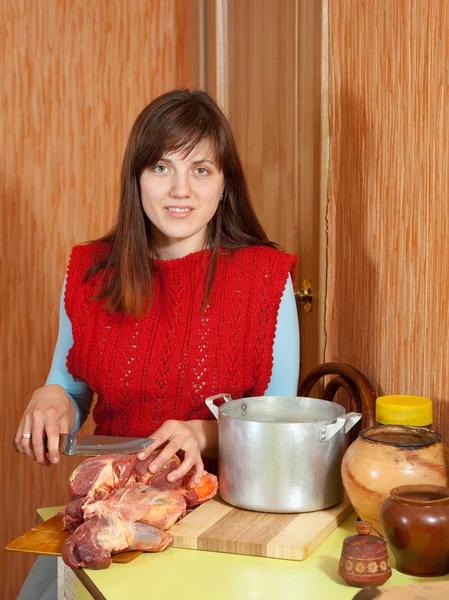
[65,243,297,437]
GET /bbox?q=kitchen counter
[37,507,449,600]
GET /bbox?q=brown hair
[88,89,277,316]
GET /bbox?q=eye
[154,164,168,173]
[194,167,209,175]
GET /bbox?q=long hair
[87,89,277,316]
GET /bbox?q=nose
[170,173,192,198]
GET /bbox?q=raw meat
[62,514,172,570]
[68,454,138,499]
[61,452,218,569]
[83,484,187,530]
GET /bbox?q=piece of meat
[62,514,172,569]
[61,452,219,569]
[68,454,138,500]
[133,453,219,507]
[60,497,85,532]
[133,453,183,489]
[180,471,219,507]
[83,484,187,530]
[62,454,139,530]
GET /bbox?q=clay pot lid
[344,521,386,547]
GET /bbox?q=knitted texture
[65,243,297,437]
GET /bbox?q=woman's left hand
[137,420,204,485]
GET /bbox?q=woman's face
[140,139,224,259]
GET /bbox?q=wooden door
[204,0,328,382]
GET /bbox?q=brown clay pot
[338,520,392,587]
[380,484,449,577]
[341,425,449,534]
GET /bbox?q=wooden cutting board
[170,494,353,560]
[6,495,352,563]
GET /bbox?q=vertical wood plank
[220,0,326,378]
[327,0,449,442]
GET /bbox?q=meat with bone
[62,454,139,532]
[61,453,219,569]
[62,514,172,569]
[68,454,138,500]
[83,484,187,530]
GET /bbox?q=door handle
[294,279,314,312]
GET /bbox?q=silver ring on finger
[22,433,32,439]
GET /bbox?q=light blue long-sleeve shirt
[46,275,300,432]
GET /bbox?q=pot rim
[216,395,347,425]
[389,484,449,505]
[360,424,440,447]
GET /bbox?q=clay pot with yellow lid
[376,394,433,428]
[341,424,449,535]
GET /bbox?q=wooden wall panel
[0,1,198,597]
[327,1,449,441]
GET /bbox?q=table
[37,507,449,600]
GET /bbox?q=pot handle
[205,393,232,419]
[318,412,362,442]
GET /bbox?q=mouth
[164,206,194,218]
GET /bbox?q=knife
[59,433,156,456]
[13,433,155,457]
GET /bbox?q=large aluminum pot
[206,394,361,513]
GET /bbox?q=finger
[137,422,176,460]
[16,415,37,461]
[168,449,203,484]
[190,457,205,486]
[45,421,62,465]
[147,440,181,474]
[32,416,51,467]
[136,438,164,461]
[14,418,27,453]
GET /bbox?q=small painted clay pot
[338,520,392,587]
[381,484,449,577]
[341,425,449,534]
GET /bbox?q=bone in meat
[62,514,172,569]
[83,484,187,530]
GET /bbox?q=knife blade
[59,433,155,456]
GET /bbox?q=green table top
[37,507,449,600]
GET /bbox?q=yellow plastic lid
[376,395,433,426]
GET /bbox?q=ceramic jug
[381,484,449,577]
[341,425,449,534]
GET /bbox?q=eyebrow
[160,157,216,167]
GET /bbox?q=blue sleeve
[265,275,300,395]
[45,277,94,433]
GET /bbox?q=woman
[15,89,299,485]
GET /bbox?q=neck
[152,234,208,261]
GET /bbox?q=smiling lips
[165,207,193,218]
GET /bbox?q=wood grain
[170,495,353,560]
[215,0,327,380]
[0,1,199,597]
[326,1,449,443]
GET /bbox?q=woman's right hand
[14,384,75,467]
